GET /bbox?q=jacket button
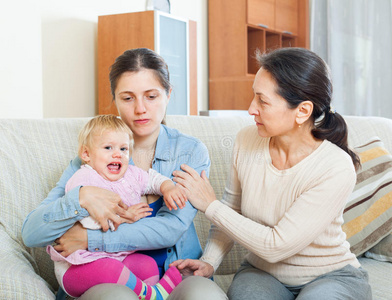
[168,248,172,253]
[74,210,78,215]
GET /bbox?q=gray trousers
[78,275,228,300]
[227,262,372,300]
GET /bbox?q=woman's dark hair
[109,48,171,99]
[109,48,171,125]
[256,47,360,170]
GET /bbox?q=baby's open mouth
[107,162,122,172]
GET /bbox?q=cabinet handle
[283,31,293,35]
[257,24,268,29]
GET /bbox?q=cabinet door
[158,14,189,115]
[247,0,275,29]
[98,11,155,115]
[275,0,298,35]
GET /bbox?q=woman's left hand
[170,259,214,278]
[173,164,216,213]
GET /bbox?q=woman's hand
[79,186,128,231]
[53,222,88,257]
[122,203,153,223]
[170,259,214,278]
[172,164,216,213]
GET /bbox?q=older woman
[22,48,227,300]
[172,48,372,299]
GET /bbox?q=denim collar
[154,124,172,161]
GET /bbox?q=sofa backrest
[1,115,392,287]
[0,118,90,290]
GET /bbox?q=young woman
[22,48,227,300]
[171,47,372,300]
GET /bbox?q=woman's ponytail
[312,110,361,170]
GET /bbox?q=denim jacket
[22,124,211,270]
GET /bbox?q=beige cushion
[342,137,392,256]
[364,234,392,262]
[358,256,392,300]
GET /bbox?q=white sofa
[0,115,391,299]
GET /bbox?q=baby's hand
[122,203,153,223]
[162,183,188,211]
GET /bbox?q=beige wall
[0,2,43,118]
[0,0,208,118]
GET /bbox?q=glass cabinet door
[156,12,189,115]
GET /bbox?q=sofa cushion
[342,137,392,256]
[364,233,392,262]
[357,256,392,300]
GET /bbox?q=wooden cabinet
[98,11,198,116]
[208,0,309,110]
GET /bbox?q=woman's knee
[297,266,372,300]
[78,284,138,300]
[228,264,293,300]
[167,276,227,300]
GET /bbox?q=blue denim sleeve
[87,141,211,252]
[21,157,88,247]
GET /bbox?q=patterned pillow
[342,137,392,256]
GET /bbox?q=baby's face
[87,130,130,181]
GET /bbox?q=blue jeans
[227,262,372,300]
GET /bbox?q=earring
[298,124,301,128]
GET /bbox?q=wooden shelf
[282,33,297,48]
[209,0,309,110]
[247,27,265,74]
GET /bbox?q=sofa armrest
[0,227,55,299]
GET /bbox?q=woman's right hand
[169,259,214,278]
[79,186,128,231]
[53,222,88,257]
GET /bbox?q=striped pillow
[342,137,392,256]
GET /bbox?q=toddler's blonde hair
[78,114,133,162]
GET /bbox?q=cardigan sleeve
[200,134,243,270]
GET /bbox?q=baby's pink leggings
[62,253,159,297]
